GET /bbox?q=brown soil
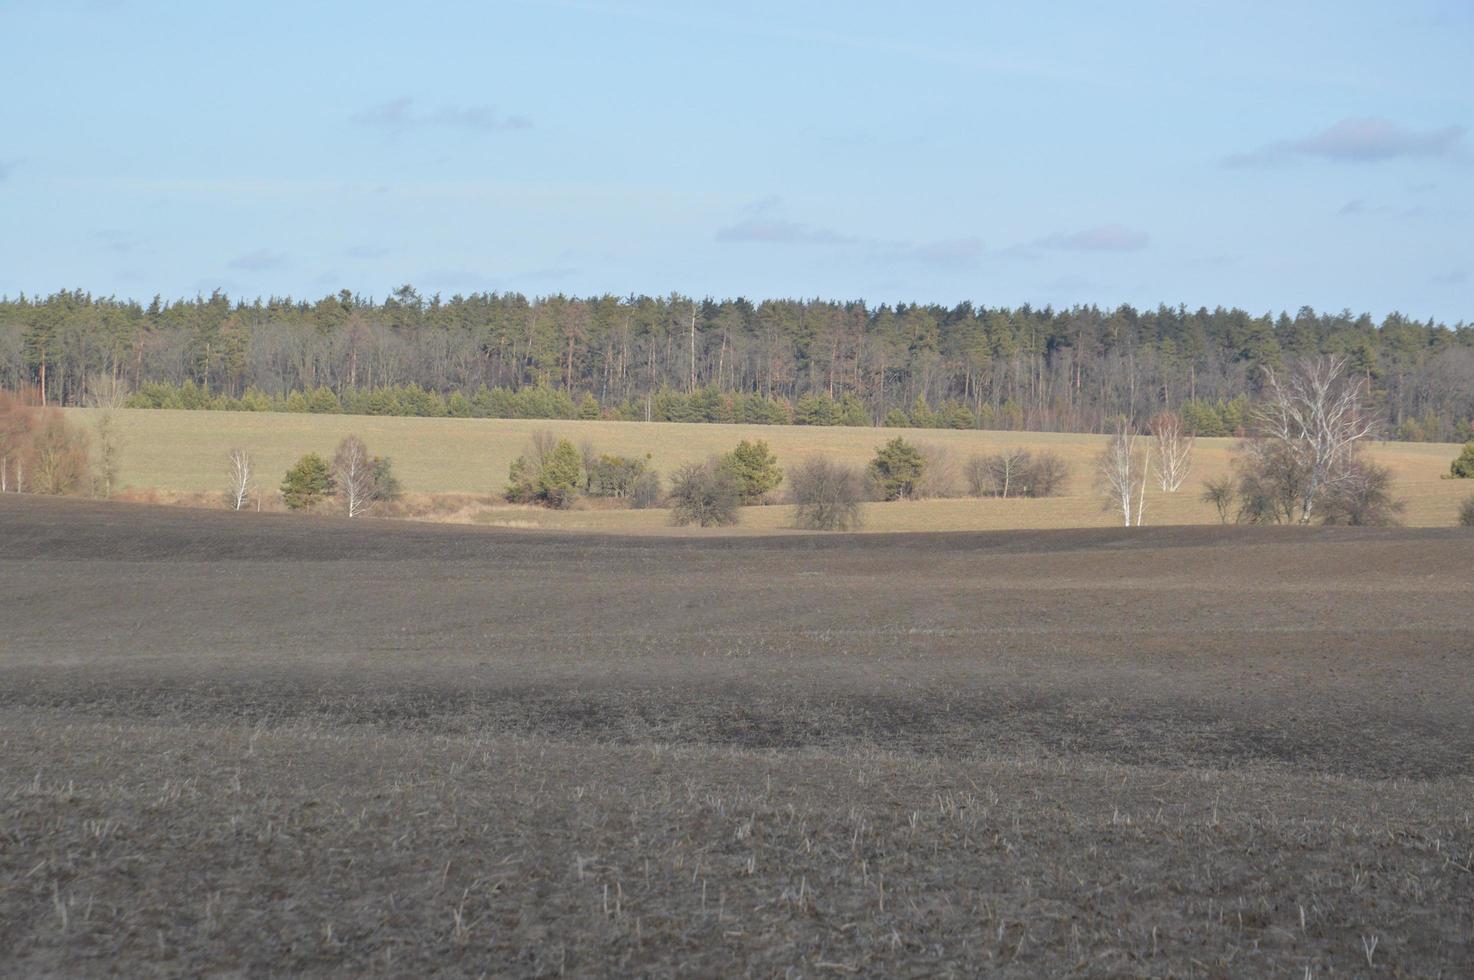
[2,495,1471,976]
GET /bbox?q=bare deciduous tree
[1149,410,1194,492]
[28,411,90,495]
[86,373,130,498]
[333,435,378,518]
[986,448,1031,498]
[227,448,255,511]
[0,391,38,493]
[789,456,865,530]
[1095,420,1150,526]
[1253,355,1376,525]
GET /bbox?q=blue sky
[2,0,1471,320]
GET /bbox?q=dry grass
[63,408,1472,531]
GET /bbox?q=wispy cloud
[1038,224,1149,252]
[906,236,986,269]
[1042,273,1105,293]
[1431,269,1467,286]
[352,97,533,134]
[524,265,579,281]
[742,194,783,215]
[1225,117,1466,167]
[0,158,20,182]
[228,249,290,271]
[96,229,137,253]
[715,218,856,245]
[1338,198,1440,219]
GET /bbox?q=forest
[2,287,1471,440]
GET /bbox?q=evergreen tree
[869,437,926,501]
[281,453,335,510]
[719,439,783,503]
[1450,442,1474,479]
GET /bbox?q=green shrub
[587,453,649,499]
[1459,495,1474,527]
[505,433,583,508]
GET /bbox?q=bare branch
[1253,355,1376,524]
[1095,419,1151,526]
[1149,411,1194,492]
[226,448,255,511]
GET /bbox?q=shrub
[1460,495,1474,527]
[789,457,865,531]
[1317,459,1404,526]
[914,444,959,498]
[371,456,402,501]
[963,454,992,496]
[868,437,926,501]
[668,459,741,527]
[720,439,783,503]
[1233,438,1308,524]
[1232,438,1404,526]
[1200,476,1235,524]
[587,453,649,499]
[26,411,90,495]
[969,450,1031,497]
[506,432,583,509]
[963,449,1068,498]
[1451,442,1474,479]
[1025,451,1070,497]
[281,453,335,510]
[882,408,911,428]
[630,469,663,509]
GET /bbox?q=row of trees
[503,433,1072,530]
[4,288,1471,440]
[224,437,402,517]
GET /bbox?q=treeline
[3,287,1472,440]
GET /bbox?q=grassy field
[66,407,1473,531]
[3,496,1472,975]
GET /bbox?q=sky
[1,0,1471,321]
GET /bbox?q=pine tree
[869,437,926,500]
[1450,442,1474,479]
[281,453,335,510]
[719,439,783,503]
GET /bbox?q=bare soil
[2,496,1472,976]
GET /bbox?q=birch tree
[1095,420,1150,526]
[1253,355,1375,525]
[984,448,1031,498]
[226,448,255,511]
[332,435,378,518]
[1149,410,1193,492]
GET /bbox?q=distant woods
[3,288,1472,441]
